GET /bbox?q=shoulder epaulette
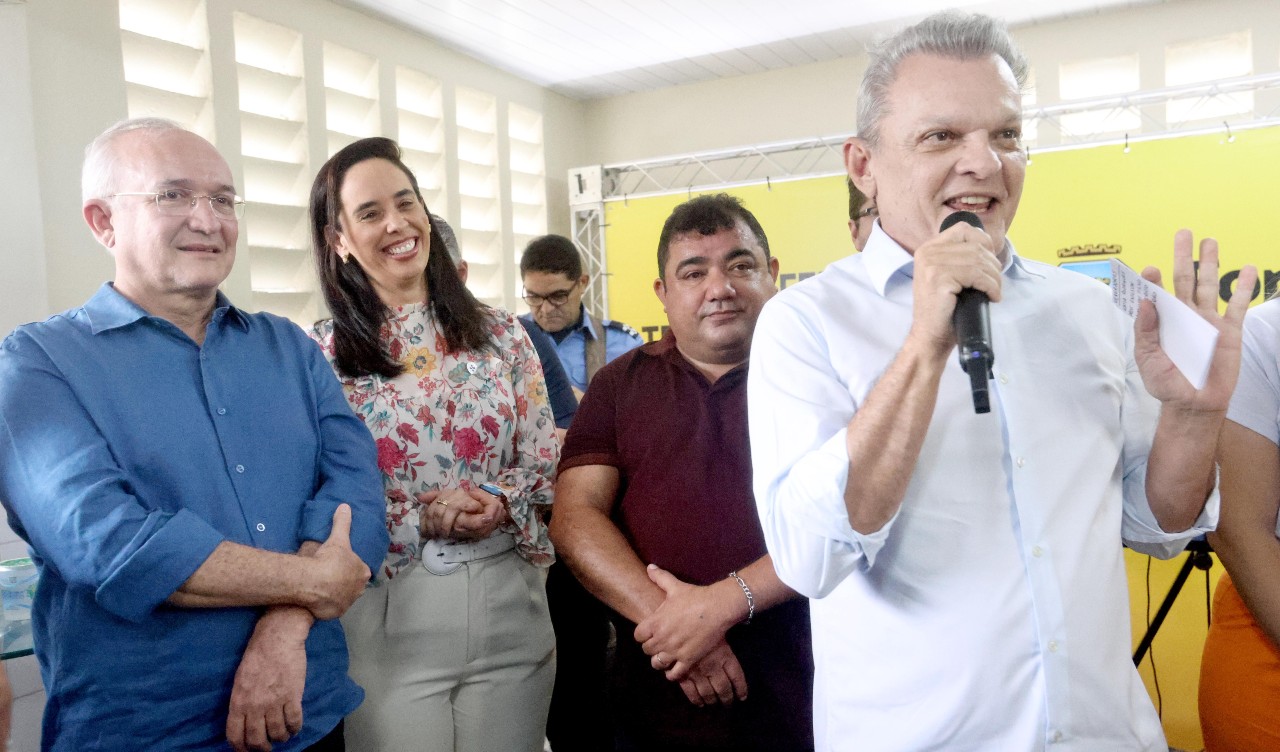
[603,320,641,339]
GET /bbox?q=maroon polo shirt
[560,332,813,752]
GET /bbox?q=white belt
[421,533,516,575]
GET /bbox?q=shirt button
[466,362,478,374]
[256,523,266,532]
[1016,457,1026,468]
[235,464,245,473]
[999,373,1009,384]
[1048,640,1059,653]
[1032,546,1043,558]
[217,408,227,415]
[1051,730,1064,743]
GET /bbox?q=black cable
[1145,556,1163,718]
[1205,564,1213,628]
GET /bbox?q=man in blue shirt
[0,118,388,752]
[519,234,644,396]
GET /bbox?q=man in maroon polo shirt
[549,194,814,752]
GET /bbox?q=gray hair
[857,11,1029,147]
[430,213,461,265]
[81,117,187,202]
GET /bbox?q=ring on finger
[438,500,450,507]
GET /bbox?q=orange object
[1199,572,1280,751]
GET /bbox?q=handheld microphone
[939,211,994,414]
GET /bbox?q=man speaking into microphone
[747,11,1256,752]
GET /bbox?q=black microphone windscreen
[940,210,984,233]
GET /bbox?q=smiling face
[848,52,1025,256]
[654,221,779,374]
[87,128,239,310]
[332,157,432,307]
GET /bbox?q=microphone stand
[1132,537,1214,666]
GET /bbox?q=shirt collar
[643,329,747,386]
[85,282,249,335]
[859,221,1040,297]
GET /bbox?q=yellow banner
[605,126,1279,338]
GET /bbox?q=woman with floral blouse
[307,136,558,752]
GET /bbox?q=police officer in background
[519,234,642,752]
[519,235,643,398]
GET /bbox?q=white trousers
[341,548,556,752]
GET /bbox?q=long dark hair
[310,137,493,378]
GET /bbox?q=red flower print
[387,488,408,504]
[480,415,500,438]
[515,395,528,419]
[453,427,487,462]
[376,437,407,474]
[416,405,436,426]
[388,337,403,361]
[396,422,420,445]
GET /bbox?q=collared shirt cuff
[300,500,388,574]
[1123,482,1219,560]
[96,508,225,623]
[783,428,898,570]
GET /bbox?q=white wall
[0,0,587,337]
[0,1,586,747]
[580,0,1280,165]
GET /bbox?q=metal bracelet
[729,570,754,625]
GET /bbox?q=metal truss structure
[570,71,1280,315]
[570,204,609,319]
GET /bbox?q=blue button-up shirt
[0,284,388,751]
[520,306,643,392]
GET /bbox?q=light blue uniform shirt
[0,283,388,751]
[520,305,643,392]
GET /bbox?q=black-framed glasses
[110,188,246,220]
[523,286,576,308]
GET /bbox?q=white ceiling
[337,0,1167,99]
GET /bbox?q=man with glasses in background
[519,234,644,397]
[517,233,643,752]
[0,118,388,751]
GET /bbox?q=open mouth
[384,237,418,259]
[944,196,995,214]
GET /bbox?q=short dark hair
[520,235,582,279]
[309,136,492,378]
[656,194,770,278]
[431,213,461,265]
[847,178,871,222]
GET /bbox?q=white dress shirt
[748,226,1215,752]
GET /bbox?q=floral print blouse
[310,303,558,580]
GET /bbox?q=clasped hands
[416,485,508,541]
[633,564,750,708]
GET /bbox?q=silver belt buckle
[421,539,462,576]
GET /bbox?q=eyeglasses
[522,285,576,308]
[110,188,246,220]
[858,205,879,219]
